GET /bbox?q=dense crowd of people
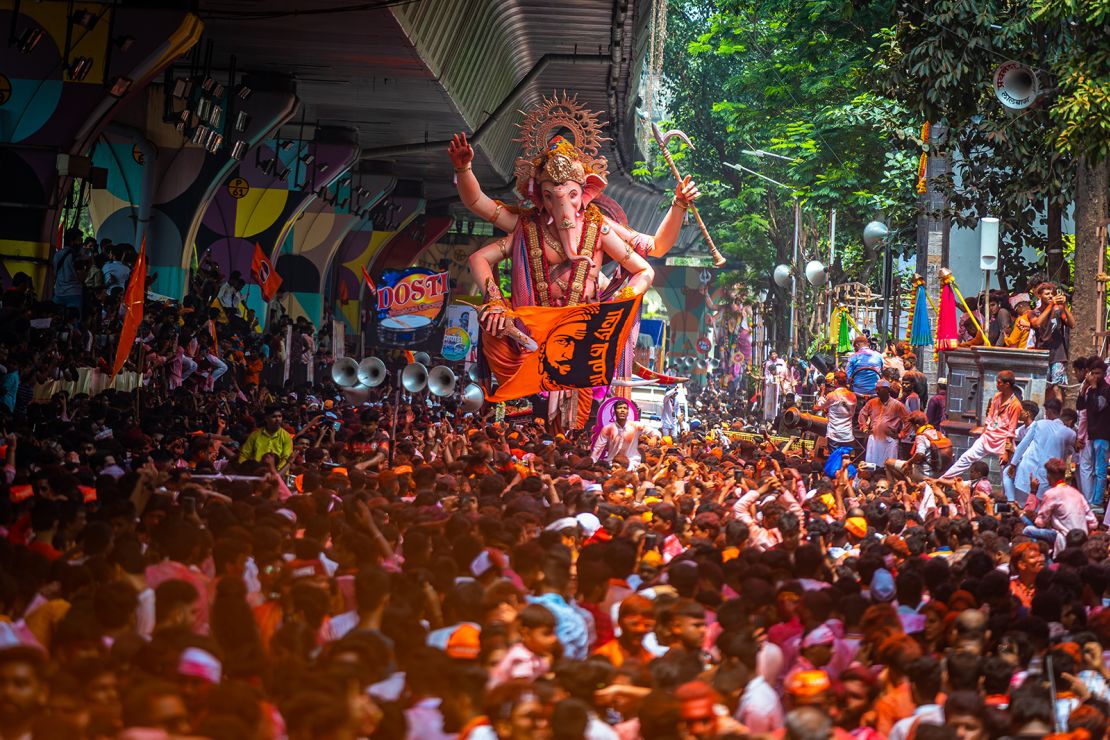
[0,235,1107,739]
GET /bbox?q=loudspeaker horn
[330,357,359,387]
[804,260,828,287]
[994,61,1039,109]
[773,264,792,288]
[863,221,889,249]
[979,217,999,271]
[341,385,372,403]
[428,365,457,397]
[460,383,485,413]
[467,364,483,383]
[357,357,387,387]
[707,358,720,373]
[401,362,428,393]
[413,351,432,366]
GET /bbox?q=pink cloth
[145,560,212,635]
[859,397,909,443]
[1035,483,1098,553]
[487,642,550,688]
[731,489,784,551]
[980,392,1023,455]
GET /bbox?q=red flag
[110,237,148,379]
[79,485,97,504]
[10,484,32,503]
[251,242,282,301]
[361,264,377,295]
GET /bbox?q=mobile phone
[332,421,341,432]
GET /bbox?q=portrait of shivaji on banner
[485,296,643,402]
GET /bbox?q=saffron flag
[110,237,148,379]
[361,264,377,295]
[251,243,282,301]
[486,296,643,402]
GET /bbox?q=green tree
[872,0,1108,356]
[644,0,919,352]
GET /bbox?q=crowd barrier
[32,368,141,402]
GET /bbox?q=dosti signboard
[371,267,452,350]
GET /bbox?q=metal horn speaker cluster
[357,357,387,387]
[413,351,432,366]
[401,362,428,393]
[330,357,359,388]
[460,383,485,413]
[428,365,457,397]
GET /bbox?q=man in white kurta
[591,400,657,468]
[763,352,786,422]
[1008,399,1077,500]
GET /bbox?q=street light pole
[864,221,891,342]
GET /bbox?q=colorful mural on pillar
[333,193,425,336]
[652,264,708,376]
[193,128,360,325]
[0,1,201,293]
[87,80,300,298]
[276,174,395,326]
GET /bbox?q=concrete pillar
[88,77,299,298]
[194,127,359,325]
[915,123,950,383]
[0,3,200,294]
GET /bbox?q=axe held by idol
[637,110,727,268]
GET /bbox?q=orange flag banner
[110,237,148,379]
[486,295,642,402]
[251,242,282,301]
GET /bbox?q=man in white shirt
[102,246,132,294]
[813,370,856,450]
[591,400,657,468]
[1008,398,1077,500]
[217,272,247,311]
[762,352,786,422]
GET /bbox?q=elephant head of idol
[513,94,610,256]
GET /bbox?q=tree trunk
[1047,200,1065,285]
[1071,156,1109,363]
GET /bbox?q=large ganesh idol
[449,93,699,429]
